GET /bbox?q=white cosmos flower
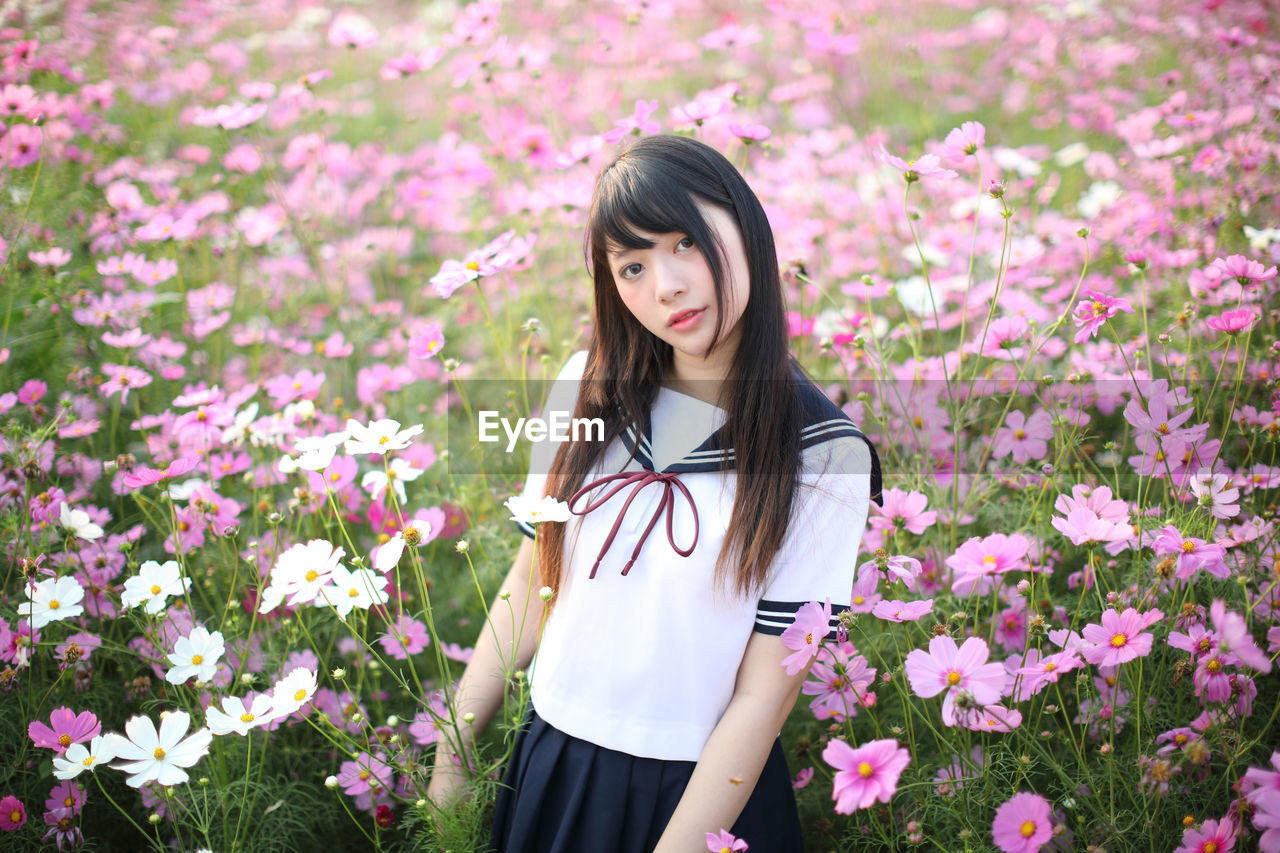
[361,458,422,503]
[504,494,572,525]
[205,693,274,736]
[315,565,388,618]
[266,667,318,722]
[270,539,346,606]
[59,502,104,541]
[106,711,213,788]
[121,559,191,615]
[373,516,434,571]
[52,734,118,780]
[18,575,85,629]
[1189,467,1241,520]
[166,626,225,685]
[343,418,423,456]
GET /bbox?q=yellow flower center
[1204,844,1218,853]
[853,596,864,605]
[63,796,73,807]
[1181,540,1196,553]
[465,260,480,271]
[58,734,72,747]
[858,761,874,778]
[1014,429,1025,439]
[359,770,371,780]
[947,671,961,685]
[49,599,61,610]
[805,632,813,645]
[378,435,390,445]
[154,747,166,759]
[305,570,319,582]
[348,588,359,597]
[192,655,203,665]
[1110,633,1127,648]
[1020,820,1037,838]
[1044,662,1057,672]
[9,809,21,823]
[150,584,161,594]
[1207,659,1221,672]
[982,555,997,565]
[240,713,255,723]
[82,756,95,766]
[294,689,306,701]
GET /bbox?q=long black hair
[537,134,803,604]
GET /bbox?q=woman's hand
[426,750,472,811]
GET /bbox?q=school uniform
[490,350,883,853]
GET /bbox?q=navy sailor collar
[617,365,884,507]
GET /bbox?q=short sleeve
[753,435,873,638]
[511,350,589,539]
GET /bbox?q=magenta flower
[327,11,378,48]
[792,767,814,789]
[1209,599,1272,673]
[29,708,102,755]
[802,641,876,721]
[992,792,1053,853]
[408,322,446,359]
[872,599,934,623]
[378,616,430,660]
[780,599,832,676]
[848,569,881,613]
[1206,308,1257,335]
[1149,524,1229,581]
[0,795,26,831]
[100,363,153,403]
[1081,608,1164,667]
[869,488,937,536]
[1207,254,1277,287]
[1014,649,1083,699]
[121,453,203,491]
[705,829,748,852]
[992,409,1052,464]
[1072,288,1134,344]
[904,635,1007,726]
[1051,484,1132,545]
[946,533,1031,597]
[823,738,911,813]
[1174,816,1237,853]
[336,752,392,797]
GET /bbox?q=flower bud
[539,586,554,602]
[149,814,162,825]
[1016,579,1031,595]
[332,667,346,679]
[325,775,339,789]
[455,539,469,554]
[498,589,512,601]
[386,715,399,727]
[463,712,475,724]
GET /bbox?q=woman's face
[606,200,750,369]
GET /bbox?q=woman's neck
[666,347,735,407]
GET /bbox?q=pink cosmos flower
[978,315,1030,360]
[121,453,201,491]
[5,124,41,168]
[1209,599,1272,673]
[1014,649,1083,699]
[727,122,771,143]
[802,641,876,721]
[1072,288,1134,343]
[1081,608,1164,667]
[823,738,911,813]
[100,363,153,403]
[429,259,481,299]
[992,409,1052,464]
[28,247,71,267]
[1149,524,1229,580]
[1051,484,1132,545]
[1188,469,1240,519]
[0,795,25,830]
[378,616,430,660]
[992,792,1053,853]
[946,533,1031,597]
[336,751,393,797]
[408,322,446,359]
[869,488,937,536]
[1174,816,1237,853]
[848,566,881,612]
[266,369,325,407]
[792,768,814,789]
[1207,254,1276,287]
[872,599,934,623]
[327,11,378,48]
[958,704,1023,732]
[1206,308,1257,335]
[29,708,102,755]
[940,120,986,161]
[904,635,1007,726]
[876,144,958,181]
[780,600,832,676]
[705,829,748,852]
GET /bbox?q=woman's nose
[652,260,686,303]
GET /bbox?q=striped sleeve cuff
[512,519,536,540]
[753,599,848,637]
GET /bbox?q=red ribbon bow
[568,470,700,579]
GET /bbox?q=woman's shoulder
[789,370,882,505]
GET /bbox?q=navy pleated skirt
[489,705,804,852]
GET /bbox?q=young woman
[428,134,883,852]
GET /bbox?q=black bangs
[591,161,719,253]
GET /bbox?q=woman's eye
[676,236,695,250]
[620,263,643,279]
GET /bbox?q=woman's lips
[669,308,705,330]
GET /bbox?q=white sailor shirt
[511,350,883,762]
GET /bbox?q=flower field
[1,0,1279,851]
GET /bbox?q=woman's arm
[653,630,815,853]
[427,536,543,807]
